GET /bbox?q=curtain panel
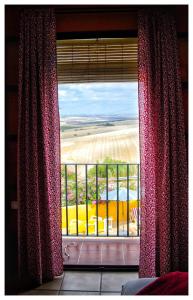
[18,9,63,287]
[138,9,188,277]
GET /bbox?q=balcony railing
[61,163,140,237]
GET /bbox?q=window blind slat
[57,38,137,83]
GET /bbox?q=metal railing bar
[61,234,128,238]
[117,164,119,237]
[106,164,109,236]
[67,176,138,183]
[61,234,131,237]
[65,164,69,236]
[96,164,99,236]
[75,164,78,236]
[61,163,139,165]
[61,234,136,238]
[137,164,140,237]
[85,164,88,236]
[127,164,130,237]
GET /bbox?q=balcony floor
[62,237,139,267]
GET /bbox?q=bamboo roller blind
[57,38,138,83]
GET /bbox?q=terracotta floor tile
[102,252,123,261]
[64,258,78,265]
[124,247,139,255]
[79,252,102,260]
[79,251,101,260]
[124,244,140,252]
[81,243,102,251]
[63,238,139,266]
[124,251,139,265]
[102,245,123,252]
[102,248,124,265]
[63,241,83,250]
[78,258,102,265]
[102,259,125,265]
[125,238,140,244]
[102,248,123,255]
[63,257,78,264]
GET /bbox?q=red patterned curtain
[138,9,188,277]
[18,9,63,287]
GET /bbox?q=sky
[58,82,138,118]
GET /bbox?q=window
[57,37,140,237]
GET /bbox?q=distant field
[60,119,139,164]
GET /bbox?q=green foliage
[61,158,139,207]
[60,125,74,131]
[104,122,114,126]
[88,157,138,178]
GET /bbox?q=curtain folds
[18,9,63,287]
[138,9,188,277]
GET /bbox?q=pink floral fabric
[138,9,188,277]
[18,9,63,286]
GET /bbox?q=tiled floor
[20,271,139,295]
[63,237,140,266]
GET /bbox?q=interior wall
[5,5,188,293]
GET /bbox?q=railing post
[96,164,98,236]
[106,164,109,236]
[75,164,78,236]
[127,164,130,237]
[137,164,140,237]
[65,164,68,236]
[85,164,88,236]
[117,164,119,236]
